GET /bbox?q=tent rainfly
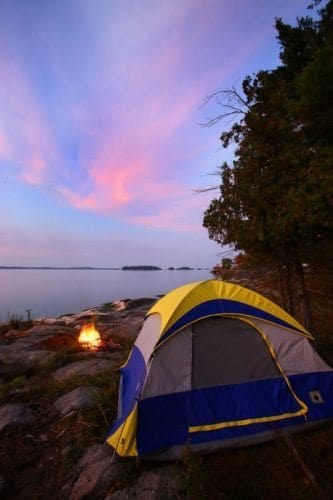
[107,280,333,460]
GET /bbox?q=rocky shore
[1,279,333,499]
[0,297,186,499]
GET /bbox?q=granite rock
[0,404,35,433]
[62,445,122,500]
[53,359,114,382]
[53,386,98,417]
[108,466,185,500]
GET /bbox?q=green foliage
[204,1,333,252]
[221,258,232,269]
[203,1,333,327]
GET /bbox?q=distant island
[0,266,120,270]
[121,265,162,271]
[176,266,193,270]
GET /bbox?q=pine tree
[203,1,333,332]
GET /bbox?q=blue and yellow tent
[107,280,333,459]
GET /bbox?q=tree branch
[199,87,249,127]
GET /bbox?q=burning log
[78,322,102,350]
[78,322,121,352]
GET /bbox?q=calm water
[0,269,212,321]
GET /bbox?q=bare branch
[193,185,220,194]
[200,87,249,127]
[200,110,241,128]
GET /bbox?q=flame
[78,322,101,350]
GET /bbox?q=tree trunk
[278,249,315,335]
[293,253,316,334]
[278,259,295,315]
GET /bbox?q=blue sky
[0,0,311,267]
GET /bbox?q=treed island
[1,3,333,499]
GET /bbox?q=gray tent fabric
[192,317,280,388]
[250,318,331,376]
[141,326,192,399]
[141,318,282,399]
[136,314,162,364]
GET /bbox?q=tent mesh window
[192,317,281,388]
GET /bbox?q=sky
[0,0,312,268]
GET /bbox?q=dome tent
[107,280,333,460]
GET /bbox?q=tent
[107,280,333,459]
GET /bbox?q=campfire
[78,321,121,352]
[78,322,102,351]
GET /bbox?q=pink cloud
[55,73,231,230]
[1,0,275,233]
[56,80,204,216]
[20,154,48,185]
[54,3,272,230]
[55,43,225,224]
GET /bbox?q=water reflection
[0,269,211,321]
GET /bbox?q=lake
[0,269,212,322]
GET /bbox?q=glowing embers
[78,322,101,351]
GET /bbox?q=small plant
[0,311,34,335]
[0,375,27,404]
[7,312,24,329]
[100,302,114,311]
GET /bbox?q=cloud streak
[0,0,311,272]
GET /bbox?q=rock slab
[53,386,98,417]
[62,445,122,500]
[53,359,114,382]
[108,466,185,500]
[0,404,35,433]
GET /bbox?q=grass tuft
[0,311,33,336]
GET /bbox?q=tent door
[189,316,306,435]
